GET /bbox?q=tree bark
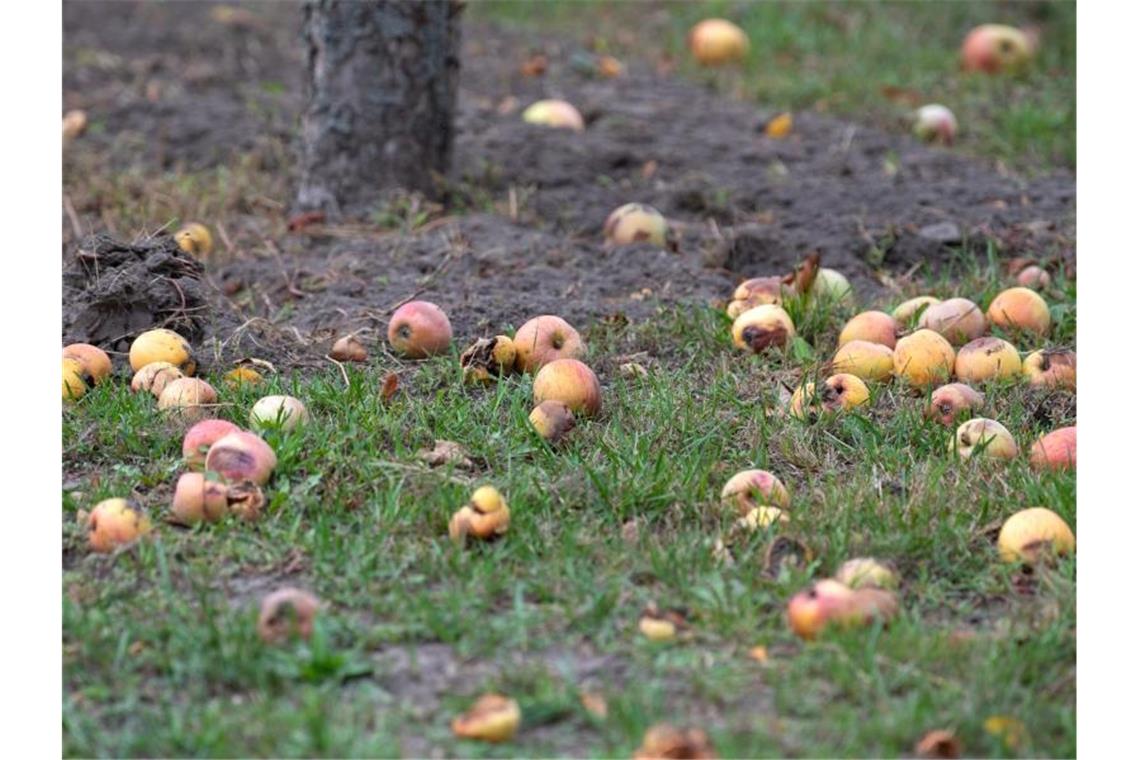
[297,0,462,217]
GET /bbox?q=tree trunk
[296,0,462,217]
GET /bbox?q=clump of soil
[62,233,207,353]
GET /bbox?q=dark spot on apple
[743,325,787,352]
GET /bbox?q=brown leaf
[519,53,548,77]
[880,84,924,106]
[380,372,399,403]
[287,211,326,232]
[417,440,474,469]
[580,691,608,718]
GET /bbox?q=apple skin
[387,301,452,358]
[893,329,956,388]
[532,359,601,417]
[1029,426,1076,472]
[451,694,522,743]
[892,296,940,325]
[87,498,152,553]
[634,724,716,760]
[175,222,214,258]
[129,328,196,374]
[688,18,750,66]
[731,304,796,353]
[63,343,112,384]
[913,104,957,144]
[987,287,1051,336]
[736,506,789,531]
[205,431,277,485]
[513,315,585,373]
[952,417,1018,460]
[603,203,668,247]
[330,335,367,362]
[1022,349,1075,391]
[926,383,984,426]
[522,99,585,131]
[182,419,242,469]
[838,310,899,349]
[449,486,510,543]
[953,337,1022,382]
[733,277,783,305]
[919,298,987,345]
[720,469,790,514]
[997,507,1074,563]
[257,587,321,644]
[831,340,894,382]
[961,24,1033,74]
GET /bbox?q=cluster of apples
[64,326,314,550]
[722,260,1075,638]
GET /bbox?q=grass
[63,255,1076,757]
[473,0,1076,171]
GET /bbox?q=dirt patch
[63,0,1075,373]
[63,233,208,353]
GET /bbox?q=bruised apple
[513,315,584,372]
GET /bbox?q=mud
[63,0,1075,372]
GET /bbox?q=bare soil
[63,0,1075,372]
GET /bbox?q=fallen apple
[329,334,367,362]
[633,724,716,760]
[130,361,185,397]
[451,694,522,743]
[831,340,894,382]
[688,18,750,66]
[522,99,585,131]
[460,335,517,383]
[952,417,1018,460]
[63,357,93,402]
[918,298,987,345]
[786,578,898,640]
[63,343,112,384]
[532,358,601,417]
[87,498,152,553]
[810,267,854,305]
[528,400,576,445]
[387,300,453,359]
[157,378,217,421]
[731,304,796,353]
[171,472,230,524]
[720,469,791,513]
[1029,426,1076,472]
[1022,348,1075,391]
[837,310,900,349]
[790,373,870,420]
[182,419,242,469]
[913,104,958,144]
[205,430,277,485]
[257,587,321,644]
[736,506,790,531]
[513,315,585,372]
[892,295,940,325]
[129,328,196,374]
[893,329,956,388]
[926,382,984,426]
[250,395,309,432]
[62,109,88,141]
[835,557,899,590]
[1015,265,1051,290]
[224,365,263,388]
[953,337,1022,382]
[997,507,1074,563]
[733,276,783,305]
[961,24,1033,74]
[987,287,1051,336]
[175,222,214,258]
[603,203,668,247]
[449,485,510,543]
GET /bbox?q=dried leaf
[764,112,794,139]
[287,211,326,232]
[519,53,548,77]
[380,372,399,403]
[417,440,474,469]
[915,729,961,759]
[580,691,608,718]
[983,715,1027,751]
[747,645,769,663]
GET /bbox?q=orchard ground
[62,1,1075,757]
